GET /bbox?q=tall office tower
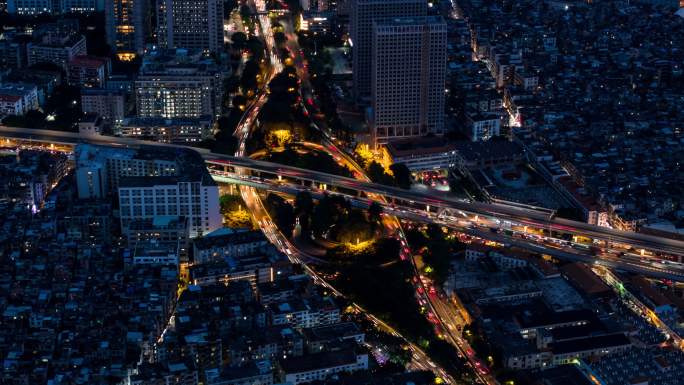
[156,0,223,53]
[118,176,221,238]
[349,0,425,103]
[371,16,447,144]
[105,0,149,59]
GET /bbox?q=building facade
[0,84,39,116]
[117,116,212,144]
[59,0,104,12]
[28,35,87,70]
[371,16,446,144]
[270,298,341,329]
[73,143,220,237]
[0,34,28,69]
[279,349,368,385]
[465,110,501,141]
[125,216,189,254]
[7,0,103,13]
[349,0,425,102]
[0,95,25,116]
[193,229,269,264]
[156,0,224,53]
[68,55,110,88]
[7,0,51,14]
[383,137,457,172]
[135,56,224,119]
[75,144,178,199]
[118,178,221,238]
[81,88,126,126]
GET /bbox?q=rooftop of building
[119,175,184,188]
[374,15,446,28]
[69,55,108,67]
[269,296,338,315]
[301,322,362,342]
[515,308,598,329]
[119,116,212,127]
[76,143,216,186]
[189,252,278,277]
[560,263,612,297]
[550,333,631,355]
[529,365,595,385]
[215,360,272,380]
[279,348,359,373]
[548,321,607,341]
[318,370,436,385]
[80,87,126,96]
[0,94,22,102]
[452,139,525,163]
[193,228,268,250]
[386,136,458,158]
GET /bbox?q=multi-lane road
[228,17,466,376]
[227,8,455,382]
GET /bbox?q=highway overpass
[2,125,684,259]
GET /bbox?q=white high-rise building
[74,144,221,238]
[371,16,447,144]
[349,0,425,102]
[118,177,221,238]
[156,0,223,53]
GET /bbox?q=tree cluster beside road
[294,192,381,246]
[357,159,413,190]
[248,66,321,153]
[405,224,465,285]
[298,32,355,144]
[200,30,266,154]
[219,194,253,228]
[264,145,353,177]
[316,235,473,382]
[265,193,296,237]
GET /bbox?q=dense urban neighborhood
[1,0,684,384]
